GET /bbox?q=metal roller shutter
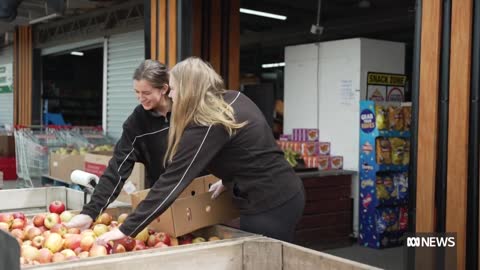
[0,46,13,127]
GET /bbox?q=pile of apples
[0,201,221,267]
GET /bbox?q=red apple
[80,235,95,252]
[0,222,9,231]
[154,241,169,248]
[60,211,74,223]
[42,230,51,239]
[117,213,128,224]
[27,227,42,240]
[93,224,108,237]
[44,233,63,253]
[105,243,113,254]
[96,213,112,226]
[10,228,25,240]
[51,252,66,263]
[133,240,146,251]
[49,201,66,215]
[74,247,82,255]
[113,243,126,253]
[114,236,135,251]
[78,251,90,258]
[21,245,40,261]
[12,212,26,221]
[156,232,171,246]
[135,228,149,242]
[44,213,61,229]
[32,214,45,227]
[37,226,48,233]
[31,235,45,249]
[11,218,26,230]
[147,234,160,247]
[170,237,179,246]
[50,223,67,236]
[89,244,107,257]
[80,230,96,238]
[63,234,82,250]
[67,228,81,234]
[36,248,53,264]
[0,213,13,226]
[60,249,76,258]
[178,234,193,245]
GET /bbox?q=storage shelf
[377,165,409,172]
[377,130,411,138]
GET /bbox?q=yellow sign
[367,73,406,86]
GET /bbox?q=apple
[60,249,76,258]
[42,230,51,239]
[31,235,45,249]
[12,212,26,221]
[105,243,113,254]
[208,236,221,241]
[117,213,128,224]
[108,221,119,230]
[23,225,34,234]
[156,232,171,246]
[135,228,149,242]
[178,234,193,245]
[147,234,159,247]
[0,222,9,231]
[10,228,25,240]
[50,223,67,236]
[114,236,135,251]
[15,238,23,247]
[0,213,13,226]
[27,227,42,240]
[44,213,61,229]
[22,240,32,246]
[154,241,169,248]
[21,245,40,261]
[96,213,112,226]
[80,235,95,252]
[81,230,96,238]
[66,256,80,261]
[11,218,26,230]
[170,237,179,246]
[35,248,53,264]
[89,244,107,257]
[49,201,66,214]
[44,233,63,253]
[67,228,81,234]
[93,224,108,237]
[133,240,146,251]
[113,243,126,253]
[59,211,74,223]
[192,237,206,243]
[64,234,82,250]
[78,251,90,258]
[51,252,66,263]
[32,214,45,227]
[74,247,82,255]
[38,226,48,233]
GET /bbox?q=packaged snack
[384,176,396,199]
[376,176,390,200]
[300,142,319,156]
[386,209,399,232]
[403,140,410,165]
[318,156,330,170]
[279,134,291,141]
[330,156,343,169]
[292,128,319,141]
[402,106,412,131]
[399,207,408,231]
[388,106,404,131]
[376,138,392,164]
[375,105,389,130]
[303,156,318,168]
[389,138,405,165]
[318,142,331,155]
[376,211,388,234]
[394,173,408,200]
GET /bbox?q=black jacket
[81,105,170,220]
[119,90,304,237]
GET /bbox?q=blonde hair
[165,57,246,164]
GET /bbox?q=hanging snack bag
[389,137,405,165]
[375,105,389,130]
[376,138,392,164]
[376,176,390,200]
[402,106,412,131]
[403,140,410,165]
[384,175,397,199]
[388,106,404,131]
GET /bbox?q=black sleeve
[81,115,141,220]
[119,124,229,237]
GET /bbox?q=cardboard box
[201,174,220,192]
[131,175,239,237]
[85,151,145,203]
[0,135,15,157]
[318,142,331,155]
[49,153,85,183]
[330,156,344,170]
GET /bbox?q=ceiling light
[29,13,62,25]
[240,8,287,20]
[70,51,84,56]
[262,62,285,68]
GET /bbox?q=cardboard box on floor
[131,174,239,237]
[49,153,85,184]
[84,151,145,203]
[0,135,15,157]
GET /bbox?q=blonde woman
[97,57,305,244]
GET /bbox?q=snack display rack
[358,100,411,248]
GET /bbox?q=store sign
[366,72,406,102]
[0,64,13,94]
[360,109,375,133]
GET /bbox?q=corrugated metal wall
[106,30,145,141]
[0,45,14,126]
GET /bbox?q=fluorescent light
[70,51,84,56]
[262,62,285,68]
[240,8,287,20]
[29,13,62,25]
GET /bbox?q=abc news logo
[406,236,456,248]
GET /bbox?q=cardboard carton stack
[277,128,344,170]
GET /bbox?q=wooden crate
[29,237,380,270]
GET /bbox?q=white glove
[208,180,226,199]
[64,214,93,231]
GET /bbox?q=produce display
[0,200,221,267]
[51,144,114,155]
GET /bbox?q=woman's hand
[208,180,226,199]
[64,214,93,231]
[95,228,126,246]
